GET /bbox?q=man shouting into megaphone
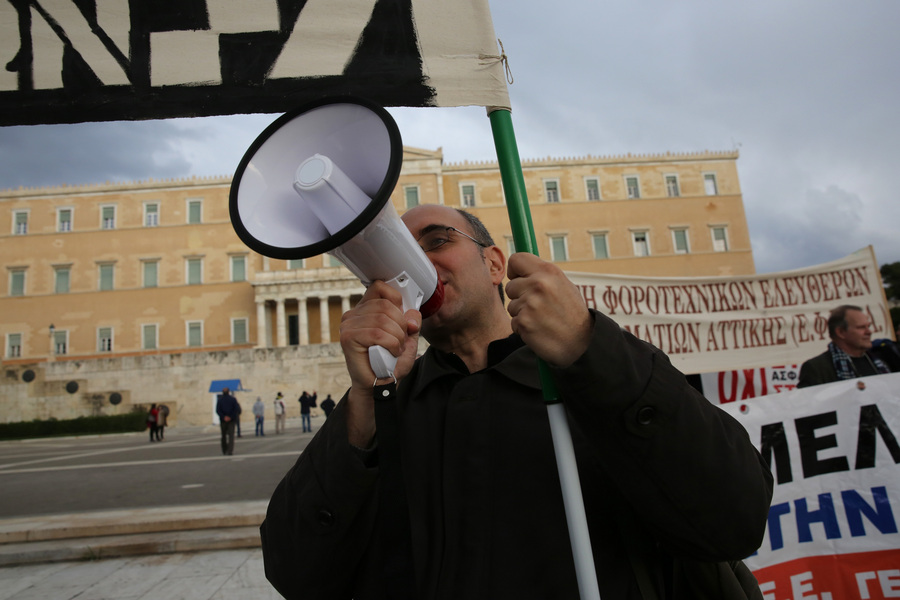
[261,204,773,600]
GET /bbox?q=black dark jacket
[261,311,773,599]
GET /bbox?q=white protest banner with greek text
[566,247,890,375]
[720,373,900,600]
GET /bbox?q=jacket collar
[402,334,544,399]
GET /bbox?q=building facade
[0,147,753,423]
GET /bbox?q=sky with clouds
[1,0,898,276]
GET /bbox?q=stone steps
[0,500,267,567]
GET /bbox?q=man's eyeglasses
[417,226,488,254]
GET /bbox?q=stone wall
[1,344,351,426]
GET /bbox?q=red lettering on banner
[741,369,757,399]
[759,267,874,309]
[866,306,885,334]
[602,286,619,314]
[707,317,788,352]
[579,285,598,310]
[600,282,762,316]
[623,323,702,355]
[755,550,900,600]
[718,371,738,403]
[715,368,772,402]
[794,313,813,343]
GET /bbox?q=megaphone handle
[366,272,425,380]
[369,346,397,380]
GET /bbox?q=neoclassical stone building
[0,147,753,424]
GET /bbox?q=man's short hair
[828,305,863,339]
[455,209,505,304]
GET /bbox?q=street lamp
[48,323,56,361]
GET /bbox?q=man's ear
[485,245,506,286]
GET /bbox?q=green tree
[882,261,900,302]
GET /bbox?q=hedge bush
[0,410,148,440]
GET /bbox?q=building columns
[255,300,267,348]
[297,296,309,346]
[275,298,287,347]
[319,295,331,342]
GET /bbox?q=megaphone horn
[229,97,443,379]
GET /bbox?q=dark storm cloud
[0,121,194,189]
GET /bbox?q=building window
[231,255,246,282]
[549,235,568,262]
[142,324,158,350]
[55,267,71,294]
[101,205,116,229]
[288,259,304,270]
[585,178,601,201]
[632,231,650,257]
[186,258,203,285]
[9,269,26,297]
[53,330,68,355]
[98,327,113,352]
[58,208,73,232]
[13,211,28,235]
[143,260,159,288]
[328,255,343,268]
[665,175,680,198]
[187,321,203,347]
[712,227,729,252]
[187,199,203,224]
[544,180,560,203]
[144,203,159,227]
[704,173,719,196]
[98,263,115,291]
[404,186,420,209]
[591,233,609,259]
[6,333,22,358]
[460,184,476,208]
[672,229,690,254]
[232,318,249,344]
[625,176,640,199]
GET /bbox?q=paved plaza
[0,417,324,600]
[0,548,282,600]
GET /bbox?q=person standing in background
[298,390,317,433]
[146,403,159,443]
[798,305,893,388]
[253,397,266,436]
[319,394,336,418]
[156,404,169,441]
[274,392,286,434]
[216,387,239,456]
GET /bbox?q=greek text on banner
[566,247,891,375]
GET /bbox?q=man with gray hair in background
[798,304,893,388]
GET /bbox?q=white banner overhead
[566,247,892,375]
[0,0,511,126]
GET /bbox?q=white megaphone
[229,97,443,379]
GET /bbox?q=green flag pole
[489,107,602,600]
